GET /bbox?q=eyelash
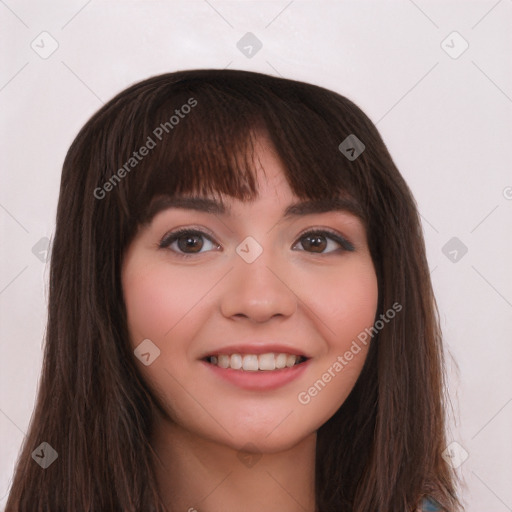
[158,227,355,258]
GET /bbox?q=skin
[121,136,379,512]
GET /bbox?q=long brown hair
[6,69,462,511]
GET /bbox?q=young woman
[5,69,462,511]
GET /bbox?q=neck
[150,414,317,512]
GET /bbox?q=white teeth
[230,353,243,370]
[275,353,287,369]
[258,353,275,371]
[242,355,259,371]
[286,354,297,368]
[218,354,230,368]
[208,352,303,371]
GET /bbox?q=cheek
[303,258,379,347]
[122,260,207,345]
[293,262,378,424]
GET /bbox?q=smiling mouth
[203,353,309,371]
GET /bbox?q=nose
[220,247,298,323]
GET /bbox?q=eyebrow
[143,195,364,224]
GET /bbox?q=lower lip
[201,359,311,391]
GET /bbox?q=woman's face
[121,136,378,453]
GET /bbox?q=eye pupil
[302,234,327,253]
[178,234,203,253]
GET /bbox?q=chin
[230,431,313,455]
[219,416,317,454]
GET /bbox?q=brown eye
[159,229,219,256]
[301,233,327,253]
[176,233,203,253]
[294,230,355,254]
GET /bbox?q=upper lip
[200,343,311,359]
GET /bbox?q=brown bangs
[95,70,371,237]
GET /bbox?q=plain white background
[1,1,511,510]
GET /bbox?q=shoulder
[418,496,443,511]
